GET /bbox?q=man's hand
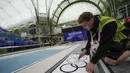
[86,62,94,73]
[78,49,87,59]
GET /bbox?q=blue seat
[0,28,37,47]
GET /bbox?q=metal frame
[50,0,111,34]
[53,0,103,25]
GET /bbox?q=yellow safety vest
[99,16,128,42]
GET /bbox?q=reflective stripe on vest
[114,20,128,42]
[99,16,116,32]
[99,16,128,42]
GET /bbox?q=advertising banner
[64,29,87,42]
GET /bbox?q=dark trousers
[105,39,129,60]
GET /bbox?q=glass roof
[0,0,105,29]
[0,0,36,29]
[58,2,100,24]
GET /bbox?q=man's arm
[78,30,91,59]
[84,30,91,52]
[90,22,117,64]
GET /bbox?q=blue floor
[0,49,64,73]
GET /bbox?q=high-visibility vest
[99,16,128,42]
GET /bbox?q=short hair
[78,12,94,24]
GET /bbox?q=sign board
[63,29,87,42]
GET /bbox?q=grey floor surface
[109,57,130,73]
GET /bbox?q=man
[78,12,130,73]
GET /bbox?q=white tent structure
[0,0,110,30]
